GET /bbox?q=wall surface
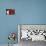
[0,0,46,45]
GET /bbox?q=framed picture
[18,24,46,41]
